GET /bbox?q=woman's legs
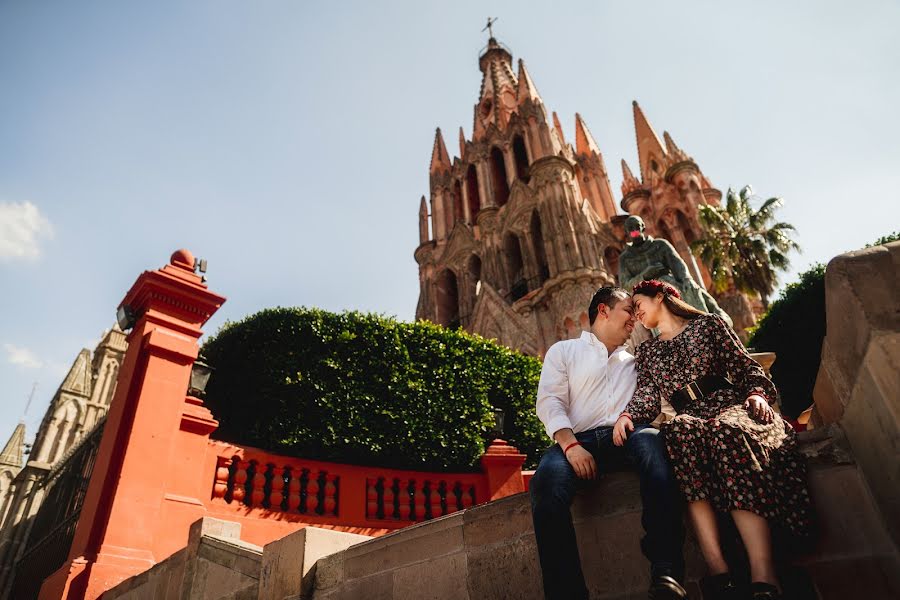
[731,509,778,587]
[687,500,729,575]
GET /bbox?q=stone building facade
[414,38,753,355]
[0,325,126,595]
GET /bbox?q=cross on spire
[482,16,498,39]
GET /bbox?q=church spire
[621,159,642,196]
[0,422,26,469]
[574,113,601,156]
[429,128,452,176]
[458,127,467,159]
[516,59,541,105]
[418,196,429,244]
[632,100,668,182]
[473,37,518,140]
[552,112,566,145]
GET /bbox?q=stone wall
[102,518,262,600]
[310,449,900,600]
[812,241,900,548]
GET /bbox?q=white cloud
[3,343,43,369]
[0,201,54,261]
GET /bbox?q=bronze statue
[618,215,733,327]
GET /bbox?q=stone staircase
[100,433,900,600]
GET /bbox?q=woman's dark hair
[632,279,707,320]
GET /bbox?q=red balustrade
[206,440,508,531]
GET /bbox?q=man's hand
[744,394,774,423]
[566,444,597,480]
[612,415,634,446]
[554,428,597,480]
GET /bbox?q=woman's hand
[613,415,634,446]
[744,394,774,423]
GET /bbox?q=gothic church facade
[415,38,751,355]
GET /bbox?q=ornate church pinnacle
[429,128,452,176]
[621,159,642,196]
[632,100,668,182]
[458,127,467,158]
[516,59,541,105]
[574,113,601,156]
[552,112,566,145]
[0,422,26,468]
[663,131,690,162]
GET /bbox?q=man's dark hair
[588,286,629,325]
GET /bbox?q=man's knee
[626,427,672,482]
[530,448,576,507]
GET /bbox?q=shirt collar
[580,331,626,355]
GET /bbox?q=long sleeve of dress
[623,342,663,423]
[707,314,779,404]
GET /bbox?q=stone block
[575,510,648,597]
[331,571,393,600]
[189,517,243,544]
[571,472,642,521]
[341,512,465,579]
[393,552,469,600]
[807,556,900,600]
[802,463,896,562]
[312,551,345,594]
[461,493,532,548]
[465,535,543,600]
[258,526,370,600]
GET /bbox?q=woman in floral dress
[612,280,811,600]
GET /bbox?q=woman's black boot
[700,572,743,600]
[749,582,782,600]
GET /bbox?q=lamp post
[188,361,214,397]
[491,407,505,439]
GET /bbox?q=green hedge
[200,308,546,471]
[748,264,826,419]
[748,230,898,418]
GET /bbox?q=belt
[669,375,733,412]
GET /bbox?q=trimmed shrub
[748,265,825,419]
[200,308,546,471]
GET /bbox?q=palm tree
[692,185,799,307]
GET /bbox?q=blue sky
[2,0,898,448]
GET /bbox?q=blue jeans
[529,425,684,600]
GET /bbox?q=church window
[531,210,550,284]
[504,233,527,301]
[650,158,659,172]
[512,135,530,183]
[435,269,460,329]
[466,165,481,220]
[490,147,510,207]
[453,181,464,222]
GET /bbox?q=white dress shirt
[536,331,637,439]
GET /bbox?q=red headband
[632,279,682,299]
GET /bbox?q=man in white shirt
[530,286,686,600]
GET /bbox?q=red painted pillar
[480,439,527,501]
[39,250,225,600]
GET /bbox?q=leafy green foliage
[692,185,799,306]
[866,231,899,247]
[200,308,546,471]
[748,265,825,418]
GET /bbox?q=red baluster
[398,479,411,521]
[366,478,378,518]
[269,466,284,510]
[324,474,337,515]
[306,473,320,513]
[383,480,395,519]
[413,484,425,521]
[287,468,301,512]
[232,460,248,503]
[250,462,265,507]
[212,456,230,500]
[430,481,443,518]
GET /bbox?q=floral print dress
[624,314,812,536]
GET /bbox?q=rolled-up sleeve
[536,344,572,439]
